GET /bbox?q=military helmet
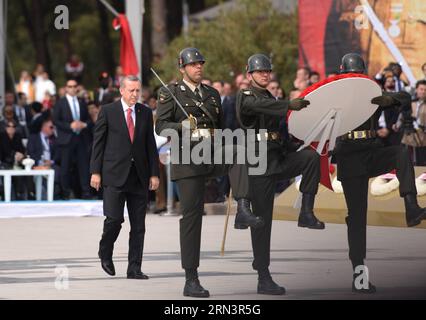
[178,47,206,68]
[340,53,366,74]
[246,54,272,73]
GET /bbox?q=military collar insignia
[180,85,186,91]
[243,90,252,95]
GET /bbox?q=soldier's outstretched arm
[240,91,290,116]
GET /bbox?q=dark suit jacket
[53,96,90,145]
[27,133,59,165]
[222,95,238,130]
[90,100,159,187]
[0,131,26,166]
[14,105,33,125]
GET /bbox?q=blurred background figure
[65,54,84,83]
[53,79,91,200]
[16,71,35,103]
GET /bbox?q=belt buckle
[353,131,364,139]
[270,132,279,140]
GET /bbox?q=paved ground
[0,214,425,300]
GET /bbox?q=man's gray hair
[120,75,141,88]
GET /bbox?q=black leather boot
[257,269,286,295]
[234,198,264,229]
[298,193,325,229]
[404,194,426,227]
[183,269,210,298]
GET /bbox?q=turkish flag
[112,14,140,76]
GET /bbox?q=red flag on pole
[112,14,140,76]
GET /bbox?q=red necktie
[126,107,135,143]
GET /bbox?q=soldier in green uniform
[155,48,263,298]
[237,54,325,295]
[334,53,426,293]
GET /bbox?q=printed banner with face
[299,0,426,84]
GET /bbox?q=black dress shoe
[100,259,115,276]
[352,280,377,294]
[127,271,149,279]
[183,279,210,298]
[257,277,286,295]
[234,199,264,229]
[153,207,167,214]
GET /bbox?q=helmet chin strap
[251,75,267,89]
[183,71,201,86]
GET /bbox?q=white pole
[182,0,189,39]
[0,0,5,111]
[126,0,143,82]
[161,149,179,216]
[361,0,417,87]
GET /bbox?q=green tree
[152,0,298,93]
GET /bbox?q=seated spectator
[27,118,62,199]
[28,101,51,135]
[0,120,28,199]
[0,105,25,138]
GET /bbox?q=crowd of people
[1,55,426,205]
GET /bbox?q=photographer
[397,80,426,165]
[377,73,401,146]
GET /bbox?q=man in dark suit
[53,79,91,199]
[27,118,61,198]
[90,75,159,280]
[14,92,33,138]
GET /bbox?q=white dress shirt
[121,98,136,127]
[66,94,80,120]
